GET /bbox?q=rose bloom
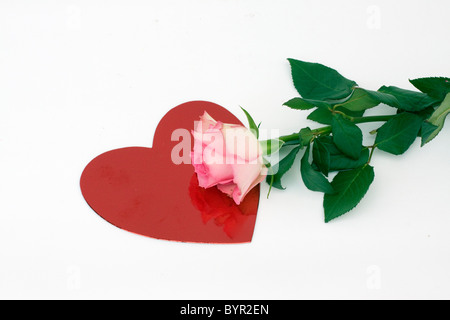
[191,111,268,205]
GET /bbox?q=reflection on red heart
[80,101,260,243]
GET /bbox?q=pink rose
[191,111,268,205]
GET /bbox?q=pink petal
[222,125,262,163]
[196,111,217,133]
[217,182,237,197]
[230,162,267,205]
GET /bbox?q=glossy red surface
[80,101,260,243]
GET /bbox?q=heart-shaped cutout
[80,101,260,243]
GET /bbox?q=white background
[1,0,449,300]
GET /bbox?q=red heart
[80,101,260,243]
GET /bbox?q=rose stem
[275,114,396,146]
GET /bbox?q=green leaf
[374,112,423,155]
[316,136,370,172]
[335,88,380,112]
[298,127,314,147]
[428,92,450,124]
[283,97,331,110]
[363,88,401,108]
[288,58,357,101]
[312,138,331,176]
[410,77,450,101]
[307,107,333,125]
[420,122,439,146]
[300,146,335,194]
[330,148,370,172]
[265,146,301,190]
[378,86,440,112]
[336,87,400,112]
[307,106,365,125]
[240,106,259,139]
[331,113,363,160]
[323,164,375,223]
[421,93,450,146]
[414,105,436,120]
